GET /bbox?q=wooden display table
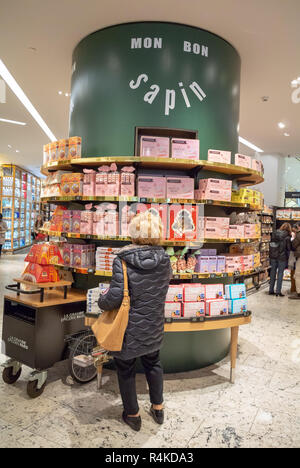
[7,279,73,303]
[164,315,251,383]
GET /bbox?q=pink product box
[83,173,96,196]
[252,159,262,172]
[164,302,182,318]
[63,244,73,266]
[120,173,135,196]
[206,299,229,316]
[204,227,229,239]
[205,217,230,229]
[207,149,232,164]
[62,211,72,232]
[200,188,232,202]
[140,136,170,158]
[171,138,199,160]
[205,284,224,299]
[72,245,88,268]
[166,285,184,302]
[235,153,252,169]
[137,176,166,198]
[80,211,93,235]
[71,210,81,233]
[95,173,108,197]
[183,284,205,302]
[199,178,232,191]
[228,225,245,239]
[217,256,226,273]
[182,302,205,318]
[105,173,120,197]
[208,256,218,273]
[166,177,194,199]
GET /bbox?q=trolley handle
[5,283,41,295]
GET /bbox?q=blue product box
[228,298,248,314]
[225,283,246,299]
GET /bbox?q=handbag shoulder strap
[121,260,129,297]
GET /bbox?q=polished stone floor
[0,254,299,448]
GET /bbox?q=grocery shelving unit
[0,164,41,252]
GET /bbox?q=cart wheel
[2,366,22,385]
[27,379,47,399]
[68,332,98,384]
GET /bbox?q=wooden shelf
[41,229,261,245]
[164,314,251,332]
[41,157,264,186]
[40,195,262,211]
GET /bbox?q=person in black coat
[269,222,292,296]
[98,211,172,431]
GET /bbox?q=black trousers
[114,350,163,415]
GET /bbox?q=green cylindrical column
[70,21,240,160]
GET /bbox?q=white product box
[235,153,252,169]
[164,302,182,318]
[182,302,205,318]
[206,299,229,316]
[166,285,184,302]
[183,284,205,302]
[208,149,231,164]
[205,284,224,299]
[228,298,247,314]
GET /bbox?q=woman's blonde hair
[280,222,292,234]
[129,211,162,245]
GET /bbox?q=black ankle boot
[122,412,141,432]
[276,293,285,297]
[150,406,164,425]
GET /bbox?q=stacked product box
[234,153,252,169]
[168,205,198,241]
[252,159,263,172]
[244,223,261,238]
[43,137,81,165]
[95,247,118,272]
[195,178,232,202]
[86,283,110,317]
[166,177,194,199]
[165,284,183,319]
[207,149,231,164]
[61,173,83,197]
[231,188,263,208]
[200,216,230,239]
[137,176,166,198]
[62,244,95,269]
[225,283,247,315]
[228,224,245,239]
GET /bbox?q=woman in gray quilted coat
[98,211,172,431]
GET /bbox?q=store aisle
[0,257,299,448]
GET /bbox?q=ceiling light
[15,150,20,153]
[58,91,63,95]
[7,144,12,148]
[65,93,69,97]
[239,136,263,153]
[291,80,298,86]
[278,122,285,129]
[0,59,56,141]
[284,133,290,137]
[0,117,26,126]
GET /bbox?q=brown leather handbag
[91,260,130,351]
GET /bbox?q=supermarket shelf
[52,262,264,279]
[40,195,262,211]
[164,313,251,332]
[41,229,261,245]
[41,157,264,185]
[277,218,300,222]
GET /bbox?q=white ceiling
[0,0,299,177]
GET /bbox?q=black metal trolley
[1,286,99,398]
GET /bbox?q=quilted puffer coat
[98,244,172,360]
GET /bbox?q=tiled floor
[0,254,299,448]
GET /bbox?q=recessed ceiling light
[278,122,285,129]
[7,144,12,148]
[65,93,69,97]
[284,133,290,137]
[0,118,26,125]
[0,59,56,141]
[239,136,263,153]
[58,91,63,95]
[15,150,20,153]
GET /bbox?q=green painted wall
[70,22,241,160]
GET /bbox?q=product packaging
[216,256,226,273]
[61,173,83,197]
[71,210,82,233]
[62,211,72,232]
[166,177,194,199]
[182,302,205,318]
[171,138,199,160]
[165,285,184,302]
[168,205,198,241]
[164,302,182,318]
[68,136,82,159]
[228,298,248,315]
[228,225,245,239]
[120,166,136,197]
[58,139,69,161]
[137,176,166,199]
[235,153,252,169]
[206,299,229,316]
[205,284,224,299]
[225,283,246,299]
[140,136,170,158]
[183,284,205,301]
[83,170,96,197]
[207,149,231,164]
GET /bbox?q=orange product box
[61,173,83,197]
[68,136,82,159]
[58,139,69,161]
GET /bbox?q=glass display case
[0,164,41,252]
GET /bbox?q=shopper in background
[0,214,8,257]
[32,214,43,242]
[289,221,300,300]
[98,212,172,432]
[269,222,292,297]
[289,227,297,294]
